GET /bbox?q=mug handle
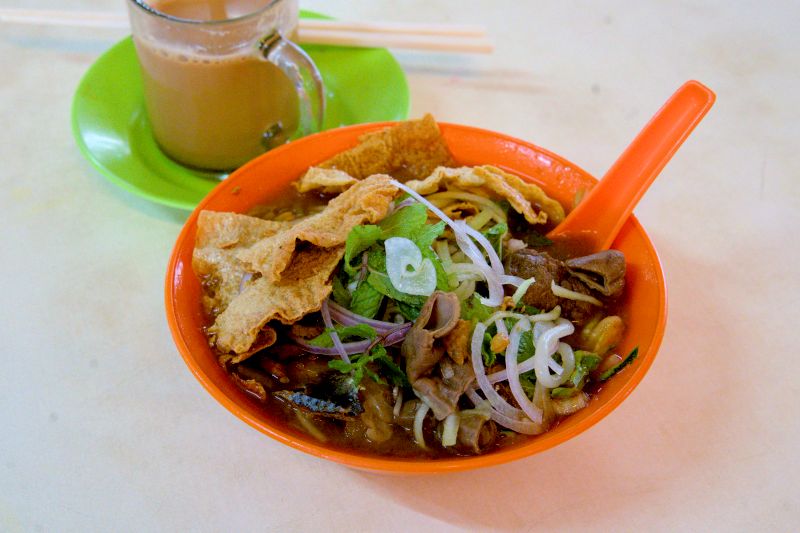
[259,32,325,149]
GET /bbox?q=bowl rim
[165,121,668,474]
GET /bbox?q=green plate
[71,13,410,210]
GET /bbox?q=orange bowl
[165,122,667,474]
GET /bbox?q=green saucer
[71,14,410,210]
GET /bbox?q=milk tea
[134,0,300,170]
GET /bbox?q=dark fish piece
[274,372,363,420]
[274,390,363,420]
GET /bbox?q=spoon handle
[547,80,716,252]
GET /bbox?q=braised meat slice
[565,250,626,297]
[505,248,626,324]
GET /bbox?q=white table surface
[1,0,798,531]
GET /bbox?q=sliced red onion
[393,197,417,212]
[445,262,485,281]
[482,319,561,384]
[327,299,407,334]
[466,389,544,435]
[556,342,575,382]
[532,320,551,343]
[320,299,350,364]
[455,232,504,307]
[534,318,575,388]
[454,219,504,276]
[505,317,543,424]
[470,322,530,420]
[293,337,370,356]
[291,322,411,356]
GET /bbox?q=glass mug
[127,0,325,171]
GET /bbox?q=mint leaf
[367,247,387,272]
[328,359,353,373]
[369,344,409,387]
[331,275,351,307]
[327,343,409,387]
[366,272,426,306]
[517,330,535,363]
[379,204,428,239]
[411,220,445,250]
[349,281,384,319]
[344,225,382,276]
[397,301,423,321]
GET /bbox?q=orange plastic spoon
[547,80,716,252]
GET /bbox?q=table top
[1,0,798,531]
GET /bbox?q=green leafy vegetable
[378,204,428,239]
[370,345,410,387]
[462,294,493,322]
[411,220,445,250]
[328,344,409,387]
[517,330,535,363]
[482,331,495,366]
[519,370,537,399]
[348,281,384,319]
[569,351,601,388]
[397,301,423,321]
[483,222,508,255]
[366,272,427,306]
[343,225,382,276]
[331,275,351,308]
[519,304,541,315]
[599,347,639,381]
[309,324,377,348]
[551,387,580,399]
[367,247,387,272]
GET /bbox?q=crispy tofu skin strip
[237,175,398,283]
[294,114,455,194]
[209,246,344,354]
[200,175,398,355]
[293,167,357,194]
[192,211,291,317]
[405,165,565,225]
